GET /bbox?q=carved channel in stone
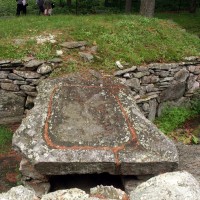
[44,84,138,168]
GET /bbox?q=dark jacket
[16,0,23,4]
[36,0,44,6]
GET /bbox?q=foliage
[155,106,194,134]
[0,126,13,153]
[155,0,192,12]
[189,89,200,114]
[0,0,199,16]
[155,97,200,144]
[156,10,200,38]
[50,59,79,77]
[169,127,199,145]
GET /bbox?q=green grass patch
[156,11,200,38]
[155,94,200,144]
[0,14,199,73]
[0,126,13,153]
[155,106,195,134]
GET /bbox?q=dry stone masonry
[0,58,62,124]
[114,56,200,121]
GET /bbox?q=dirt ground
[0,120,199,194]
[0,123,22,193]
[0,150,21,192]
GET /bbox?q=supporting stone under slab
[19,158,50,197]
[13,72,178,178]
[121,175,154,195]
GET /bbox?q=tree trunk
[67,0,72,7]
[140,0,155,18]
[125,0,132,13]
[104,0,108,7]
[189,0,197,13]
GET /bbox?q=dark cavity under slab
[13,72,178,176]
[49,173,126,193]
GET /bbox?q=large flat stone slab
[13,72,178,175]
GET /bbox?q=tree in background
[67,0,72,7]
[125,0,132,13]
[140,0,155,17]
[189,0,197,13]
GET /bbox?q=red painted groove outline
[44,84,138,170]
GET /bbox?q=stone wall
[114,57,200,121]
[0,58,62,124]
[0,57,199,124]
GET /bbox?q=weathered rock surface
[0,185,39,200]
[176,143,200,184]
[13,70,41,79]
[114,66,137,76]
[49,58,62,63]
[130,171,200,200]
[188,65,200,74]
[174,69,189,82]
[41,188,89,200]
[24,59,43,69]
[0,90,25,124]
[0,71,9,79]
[1,83,19,91]
[20,85,36,92]
[90,185,128,200]
[79,52,94,62]
[160,81,186,101]
[13,72,178,176]
[41,186,128,200]
[0,185,128,200]
[37,64,52,75]
[60,41,87,49]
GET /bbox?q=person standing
[43,0,52,16]
[36,0,44,15]
[16,0,23,16]
[16,0,27,16]
[22,0,28,15]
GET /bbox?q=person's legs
[44,9,48,15]
[48,8,52,15]
[22,5,27,15]
[16,4,21,16]
[39,5,44,15]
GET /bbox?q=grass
[0,14,199,74]
[0,126,13,153]
[156,11,200,38]
[155,106,195,134]
[155,93,200,144]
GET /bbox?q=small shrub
[190,90,200,115]
[155,106,194,134]
[155,97,200,144]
